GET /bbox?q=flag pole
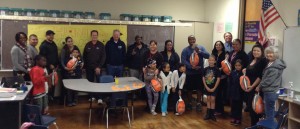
[271,0,288,28]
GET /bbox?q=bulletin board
[28,24,127,55]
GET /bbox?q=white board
[282,27,300,92]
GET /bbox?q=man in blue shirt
[181,35,209,112]
[224,32,233,53]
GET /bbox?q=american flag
[258,0,280,45]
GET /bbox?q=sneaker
[151,111,157,115]
[67,103,73,107]
[214,112,222,116]
[196,103,202,112]
[186,103,193,111]
[230,119,236,125]
[165,112,168,115]
[89,97,95,102]
[203,110,210,120]
[234,120,241,125]
[162,112,166,117]
[175,113,180,116]
[97,99,103,104]
[72,102,77,106]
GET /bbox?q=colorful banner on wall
[28,24,127,54]
[244,21,259,44]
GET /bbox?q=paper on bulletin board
[225,22,233,32]
[28,24,127,54]
[216,22,224,33]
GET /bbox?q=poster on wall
[217,22,224,33]
[244,21,259,44]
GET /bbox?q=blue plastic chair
[28,125,48,129]
[246,108,288,129]
[23,104,58,129]
[99,75,131,129]
[99,75,114,83]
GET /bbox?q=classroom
[0,0,300,129]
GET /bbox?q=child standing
[203,55,220,121]
[64,48,83,106]
[171,63,186,116]
[159,62,172,117]
[229,59,244,125]
[143,58,161,115]
[30,55,49,114]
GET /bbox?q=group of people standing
[10,30,285,126]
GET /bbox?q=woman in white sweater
[171,63,186,115]
[159,62,173,117]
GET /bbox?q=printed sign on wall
[244,21,259,44]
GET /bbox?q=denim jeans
[107,65,123,77]
[263,92,279,121]
[160,90,169,113]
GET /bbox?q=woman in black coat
[211,41,226,115]
[243,44,267,126]
[160,40,180,71]
[228,39,249,69]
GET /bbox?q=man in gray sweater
[28,34,39,65]
[11,32,32,81]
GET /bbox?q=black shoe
[234,120,241,125]
[186,103,193,111]
[210,109,217,121]
[244,106,250,112]
[203,109,210,120]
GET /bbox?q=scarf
[16,42,31,70]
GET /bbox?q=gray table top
[0,85,32,102]
[63,77,145,93]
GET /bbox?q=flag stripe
[265,12,279,23]
[265,15,280,28]
[264,7,276,17]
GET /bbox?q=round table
[62,77,145,127]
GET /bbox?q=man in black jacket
[39,30,59,73]
[126,35,149,80]
[39,30,59,100]
[105,29,126,77]
[83,30,106,83]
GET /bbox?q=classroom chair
[99,75,131,129]
[28,125,48,129]
[245,108,288,129]
[23,104,58,129]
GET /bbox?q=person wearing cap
[105,29,126,77]
[126,35,149,80]
[11,32,32,81]
[181,35,210,112]
[39,30,59,101]
[143,58,161,115]
[39,30,59,73]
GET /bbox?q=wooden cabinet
[278,97,300,129]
